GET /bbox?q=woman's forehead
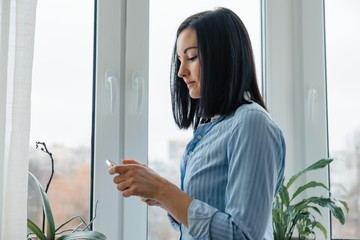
[176,28,198,54]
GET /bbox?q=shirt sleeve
[187,109,286,239]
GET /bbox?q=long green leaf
[286,159,332,188]
[306,205,322,216]
[295,196,347,224]
[291,181,329,201]
[295,211,328,239]
[292,199,313,214]
[308,197,347,224]
[29,171,56,240]
[27,218,47,240]
[278,184,290,208]
[292,203,322,217]
[272,202,287,240]
[315,221,327,240]
[295,211,316,237]
[339,199,350,213]
[57,231,107,240]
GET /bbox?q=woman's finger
[108,164,129,175]
[122,159,141,165]
[112,173,126,184]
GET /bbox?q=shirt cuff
[187,199,219,239]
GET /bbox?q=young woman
[109,7,286,239]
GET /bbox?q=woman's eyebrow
[183,46,198,54]
[177,46,198,59]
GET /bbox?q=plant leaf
[27,218,47,240]
[29,171,56,240]
[315,221,327,239]
[291,181,329,201]
[286,158,332,189]
[292,203,322,217]
[339,199,350,213]
[306,205,322,216]
[309,197,347,224]
[292,199,312,214]
[295,211,316,237]
[278,184,290,207]
[272,158,349,240]
[55,215,88,233]
[57,231,107,240]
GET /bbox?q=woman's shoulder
[217,102,284,142]
[232,102,272,124]
[215,102,280,134]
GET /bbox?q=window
[95,0,357,239]
[148,1,262,239]
[28,0,94,233]
[326,0,360,238]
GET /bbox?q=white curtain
[0,0,37,238]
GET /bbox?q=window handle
[105,70,117,113]
[132,71,144,114]
[307,88,317,121]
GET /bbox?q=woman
[109,7,286,239]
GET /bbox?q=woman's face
[176,28,201,99]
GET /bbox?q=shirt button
[197,135,202,140]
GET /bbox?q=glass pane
[148,1,261,239]
[326,0,360,238]
[27,0,94,236]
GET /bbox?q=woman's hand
[108,159,192,227]
[108,159,166,201]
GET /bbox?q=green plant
[272,158,349,240]
[27,142,106,240]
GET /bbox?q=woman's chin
[188,90,200,99]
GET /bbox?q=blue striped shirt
[169,102,286,239]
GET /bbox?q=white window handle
[307,88,317,121]
[105,70,117,113]
[132,71,144,114]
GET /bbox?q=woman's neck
[211,115,220,122]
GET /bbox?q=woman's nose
[177,63,189,78]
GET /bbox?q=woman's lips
[186,81,196,88]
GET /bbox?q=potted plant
[27,142,106,240]
[272,158,349,240]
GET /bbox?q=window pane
[326,0,360,238]
[27,0,94,235]
[148,2,261,239]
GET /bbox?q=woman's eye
[188,56,197,61]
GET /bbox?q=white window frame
[263,0,330,237]
[93,0,331,239]
[92,0,149,239]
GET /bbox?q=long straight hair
[170,7,266,129]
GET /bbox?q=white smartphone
[105,159,116,167]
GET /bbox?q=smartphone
[105,159,116,167]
